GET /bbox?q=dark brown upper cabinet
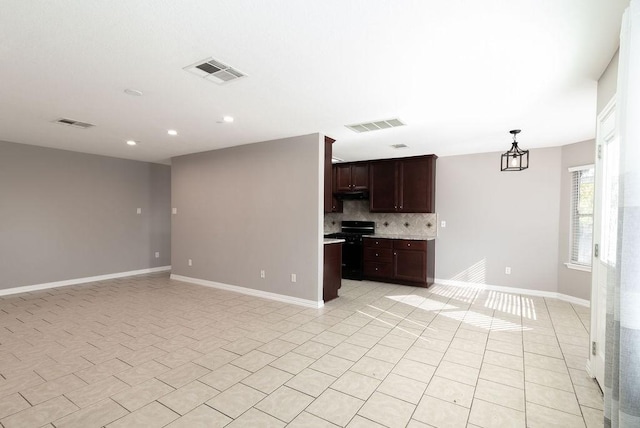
[330,165,343,213]
[335,162,369,192]
[324,136,335,213]
[369,155,437,213]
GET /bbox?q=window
[568,164,595,269]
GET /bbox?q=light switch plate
[137,208,142,214]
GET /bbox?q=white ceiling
[0,0,628,164]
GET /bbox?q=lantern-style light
[501,129,529,171]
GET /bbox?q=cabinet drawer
[363,247,393,262]
[393,240,427,251]
[364,262,393,278]
[363,238,393,249]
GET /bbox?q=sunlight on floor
[484,291,537,320]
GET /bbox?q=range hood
[333,190,369,200]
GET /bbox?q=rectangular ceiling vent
[346,118,405,133]
[391,143,408,149]
[184,57,246,84]
[53,118,95,129]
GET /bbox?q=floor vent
[53,118,95,129]
[346,118,405,133]
[184,57,246,84]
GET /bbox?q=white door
[590,98,618,387]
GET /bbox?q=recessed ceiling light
[167,130,178,136]
[223,116,234,123]
[124,88,143,96]
[126,140,137,146]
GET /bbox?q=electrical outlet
[188,259,193,267]
[505,267,511,275]
[260,270,265,278]
[172,208,177,214]
[155,252,160,258]
[136,208,142,214]
[440,220,446,228]
[291,273,297,283]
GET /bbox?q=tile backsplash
[324,200,437,238]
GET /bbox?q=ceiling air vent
[53,118,95,129]
[346,118,405,133]
[184,57,246,85]
[391,144,408,149]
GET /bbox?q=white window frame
[565,164,595,272]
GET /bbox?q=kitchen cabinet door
[324,136,335,213]
[398,156,435,213]
[335,164,353,192]
[369,160,397,212]
[335,163,369,192]
[331,165,343,213]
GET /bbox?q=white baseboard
[0,266,172,297]
[170,274,324,309]
[434,278,590,308]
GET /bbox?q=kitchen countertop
[365,234,436,241]
[324,238,345,245]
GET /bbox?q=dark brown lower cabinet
[363,238,434,287]
[323,242,342,302]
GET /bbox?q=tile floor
[0,273,603,427]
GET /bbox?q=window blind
[569,165,595,266]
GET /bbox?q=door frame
[588,95,617,385]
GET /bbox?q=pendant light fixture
[501,129,529,171]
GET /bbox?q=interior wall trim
[171,274,325,309]
[434,278,590,307]
[0,266,172,297]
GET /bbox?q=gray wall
[0,141,171,290]
[171,134,323,302]
[597,50,619,114]
[435,148,561,292]
[556,140,595,301]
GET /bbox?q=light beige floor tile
[344,333,380,349]
[523,341,564,358]
[435,360,479,386]
[65,376,129,408]
[350,356,395,381]
[278,329,316,345]
[424,376,475,408]
[271,351,316,374]
[377,334,416,351]
[581,405,603,428]
[158,380,219,415]
[206,382,266,418]
[114,360,171,386]
[568,368,597,387]
[111,378,174,411]
[191,348,238,371]
[357,391,415,428]
[312,331,348,347]
[255,385,314,422]
[198,363,251,391]
[306,388,364,426]
[75,359,131,384]
[468,398,525,428]
[288,411,340,427]
[526,402,586,427]
[347,415,386,427]
[474,378,524,411]
[479,363,524,389]
[525,381,582,415]
[310,354,354,378]
[413,395,470,428]
[328,342,369,362]
[524,352,568,374]
[20,373,87,405]
[221,337,263,355]
[482,350,523,371]
[294,340,334,359]
[573,383,604,410]
[449,337,486,355]
[2,395,78,428]
[225,408,285,427]
[404,345,444,366]
[153,347,203,369]
[406,419,435,427]
[241,365,293,394]
[392,358,436,383]
[525,365,574,392]
[331,371,381,400]
[258,338,298,357]
[53,398,128,428]
[165,405,231,428]
[365,344,405,364]
[443,347,483,369]
[229,349,276,372]
[286,368,337,397]
[376,373,427,405]
[155,362,210,388]
[0,393,31,420]
[106,401,178,428]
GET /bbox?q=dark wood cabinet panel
[330,165,343,213]
[324,136,335,213]
[363,237,435,287]
[335,163,369,192]
[369,160,397,212]
[323,242,342,302]
[369,155,436,213]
